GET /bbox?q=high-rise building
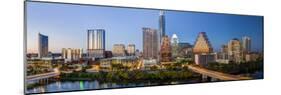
[112,44,126,57]
[228,38,242,63]
[193,32,213,54]
[143,28,159,60]
[159,10,165,43]
[62,48,83,63]
[242,36,251,53]
[160,35,172,62]
[171,34,179,58]
[127,44,135,56]
[38,33,48,58]
[87,29,105,58]
[216,45,229,64]
[178,43,193,59]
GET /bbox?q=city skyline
[26,2,263,53]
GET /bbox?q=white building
[62,48,83,63]
[87,29,105,59]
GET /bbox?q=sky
[26,2,263,53]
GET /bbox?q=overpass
[26,68,60,84]
[187,65,252,81]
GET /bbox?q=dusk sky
[26,2,263,53]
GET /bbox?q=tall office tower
[159,10,165,42]
[127,44,135,56]
[87,29,105,59]
[171,34,179,58]
[143,28,159,60]
[242,36,251,53]
[228,38,242,63]
[112,44,126,57]
[193,32,213,54]
[160,35,172,62]
[38,33,48,58]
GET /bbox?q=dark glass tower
[38,33,48,58]
[159,10,165,42]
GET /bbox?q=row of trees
[205,59,263,74]
[60,70,195,83]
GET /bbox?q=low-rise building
[99,56,139,72]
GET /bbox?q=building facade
[112,44,126,57]
[143,28,159,60]
[159,10,165,45]
[127,44,136,56]
[171,34,179,58]
[195,53,215,66]
[178,43,193,59]
[242,36,251,53]
[193,32,213,54]
[160,35,172,62]
[87,29,105,59]
[62,48,83,63]
[228,38,242,63]
[38,33,48,58]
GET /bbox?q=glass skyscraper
[159,10,165,41]
[87,29,105,58]
[38,33,48,58]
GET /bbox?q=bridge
[187,65,252,81]
[26,68,60,84]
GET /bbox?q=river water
[27,80,200,94]
[27,71,263,94]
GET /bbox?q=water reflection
[26,80,187,94]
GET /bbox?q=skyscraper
[143,28,159,60]
[159,10,165,42]
[112,44,126,57]
[160,35,172,62]
[242,36,251,53]
[193,32,213,54]
[228,38,242,63]
[127,44,136,56]
[87,29,105,58]
[171,34,179,57]
[38,33,48,58]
